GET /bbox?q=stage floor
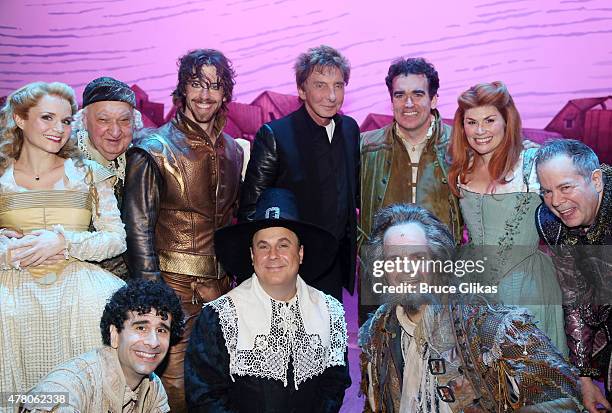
[340,288,365,413]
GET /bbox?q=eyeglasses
[189,80,222,91]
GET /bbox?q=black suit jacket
[238,105,360,294]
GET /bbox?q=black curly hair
[385,57,439,99]
[100,279,185,346]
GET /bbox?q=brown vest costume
[136,122,242,277]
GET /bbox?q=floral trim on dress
[479,149,538,280]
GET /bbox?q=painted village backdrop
[1,0,612,161]
[1,2,611,411]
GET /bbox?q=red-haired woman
[448,81,567,355]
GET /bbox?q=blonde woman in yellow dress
[0,82,126,399]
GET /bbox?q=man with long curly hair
[23,279,184,412]
[122,49,243,412]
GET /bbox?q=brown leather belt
[158,250,226,279]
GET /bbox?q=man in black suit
[238,45,359,301]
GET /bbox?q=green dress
[459,149,568,356]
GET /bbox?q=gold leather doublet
[135,122,242,277]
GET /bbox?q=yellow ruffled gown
[0,159,126,401]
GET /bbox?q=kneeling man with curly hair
[22,279,185,413]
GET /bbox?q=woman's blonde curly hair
[0,81,82,176]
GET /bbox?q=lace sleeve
[60,176,127,262]
[325,295,348,367]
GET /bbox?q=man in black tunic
[185,189,350,412]
[237,45,360,302]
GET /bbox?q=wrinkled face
[391,74,437,137]
[537,155,603,228]
[463,105,506,160]
[83,100,134,161]
[251,226,303,290]
[110,310,171,390]
[14,94,73,154]
[383,222,433,314]
[383,222,430,287]
[298,66,345,126]
[183,65,224,128]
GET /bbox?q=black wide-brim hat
[214,188,338,283]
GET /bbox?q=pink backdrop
[2,3,611,410]
[1,0,611,127]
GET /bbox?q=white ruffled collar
[208,274,347,389]
[76,130,126,185]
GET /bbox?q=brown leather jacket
[359,111,462,247]
[123,113,243,280]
